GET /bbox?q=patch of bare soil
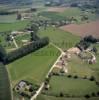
[60,21,99,38]
[47,7,67,13]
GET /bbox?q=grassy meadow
[7,44,60,86]
[38,27,80,49]
[46,76,99,96]
[0,20,30,32]
[39,7,99,22]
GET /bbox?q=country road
[30,43,68,100]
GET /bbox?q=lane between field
[30,43,68,100]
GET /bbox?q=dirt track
[60,21,99,38]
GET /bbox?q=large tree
[30,23,39,33]
[30,31,40,41]
[0,44,7,62]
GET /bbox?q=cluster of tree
[83,35,99,43]
[81,15,88,21]
[17,13,22,20]
[30,31,40,41]
[0,44,7,62]
[76,35,99,51]
[76,40,90,51]
[27,23,40,41]
[0,11,16,15]
[6,37,49,63]
[0,36,49,64]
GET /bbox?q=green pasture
[7,44,60,86]
[46,76,99,96]
[0,20,30,32]
[38,27,80,49]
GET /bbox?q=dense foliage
[6,37,49,63]
[0,44,7,62]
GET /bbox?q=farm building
[67,47,81,54]
[11,31,24,35]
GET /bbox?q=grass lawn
[0,32,16,50]
[0,20,30,32]
[38,27,80,49]
[15,33,30,47]
[46,76,99,96]
[67,54,94,78]
[7,44,60,86]
[0,14,17,23]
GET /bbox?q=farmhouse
[17,12,32,20]
[67,47,81,54]
[11,31,24,36]
[14,80,38,98]
[22,13,32,19]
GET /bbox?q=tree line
[0,37,49,64]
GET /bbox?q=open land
[60,20,99,38]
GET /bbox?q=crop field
[45,76,99,96]
[38,27,80,50]
[0,20,30,32]
[60,20,99,38]
[7,44,60,86]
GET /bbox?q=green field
[0,14,17,23]
[39,7,99,22]
[67,54,94,78]
[45,76,99,96]
[67,45,99,81]
[38,27,80,49]
[7,44,60,86]
[0,20,30,32]
[37,94,83,100]
[0,62,11,100]
[39,8,82,21]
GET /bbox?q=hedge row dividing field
[0,62,11,100]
